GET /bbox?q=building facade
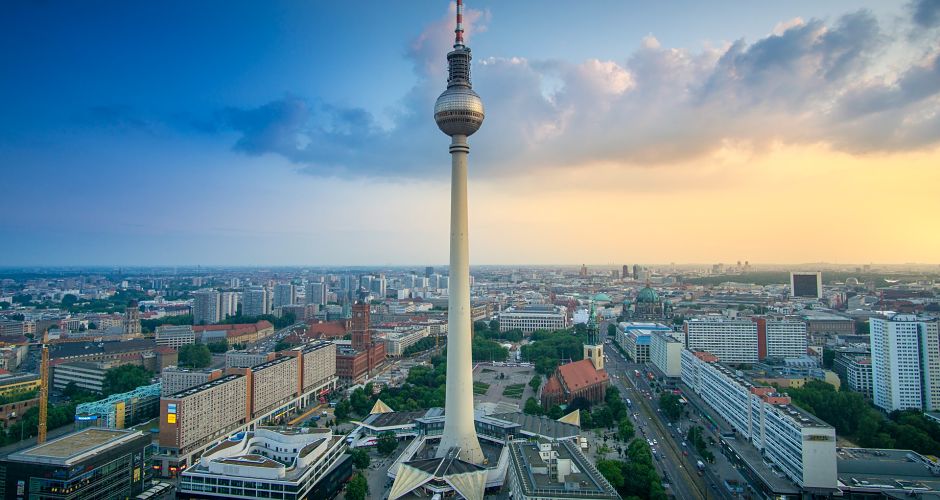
[650,330,683,377]
[273,283,297,309]
[684,317,759,364]
[499,305,568,334]
[870,314,940,412]
[192,289,221,326]
[75,383,161,429]
[681,349,837,491]
[242,287,270,317]
[155,325,196,348]
[0,428,153,499]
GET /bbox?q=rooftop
[491,412,580,441]
[6,428,145,466]
[838,448,940,494]
[167,373,242,399]
[509,439,619,499]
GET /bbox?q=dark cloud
[911,0,940,28]
[218,8,940,179]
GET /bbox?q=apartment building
[615,322,671,363]
[870,314,940,412]
[681,349,837,491]
[160,366,223,396]
[684,317,759,364]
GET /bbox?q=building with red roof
[540,359,609,407]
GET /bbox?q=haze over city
[2,0,939,266]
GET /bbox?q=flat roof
[722,436,800,494]
[491,412,580,441]
[6,428,145,466]
[168,373,243,399]
[509,439,619,499]
[838,448,940,493]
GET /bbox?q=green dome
[635,286,660,304]
[593,293,612,302]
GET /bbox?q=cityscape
[2,1,940,500]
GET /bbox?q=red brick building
[540,359,609,408]
[336,302,385,385]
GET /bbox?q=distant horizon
[2,262,939,271]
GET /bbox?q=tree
[274,340,291,352]
[529,375,541,393]
[61,294,78,309]
[659,393,683,421]
[102,365,152,395]
[350,388,372,416]
[617,418,635,442]
[597,459,625,489]
[335,399,351,420]
[178,344,211,369]
[489,319,500,332]
[548,404,564,420]
[377,431,398,456]
[348,448,371,469]
[524,397,543,415]
[345,472,369,500]
[206,341,228,354]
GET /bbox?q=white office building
[684,317,758,364]
[650,330,683,377]
[499,305,568,334]
[681,349,837,491]
[870,314,940,412]
[155,325,196,348]
[383,326,430,357]
[242,287,269,317]
[192,289,221,326]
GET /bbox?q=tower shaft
[437,134,483,464]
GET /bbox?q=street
[601,324,748,500]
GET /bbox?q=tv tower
[434,0,485,464]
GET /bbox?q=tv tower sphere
[433,2,484,137]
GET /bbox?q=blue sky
[2,1,939,266]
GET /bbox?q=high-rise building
[432,0,485,464]
[220,291,238,319]
[192,289,221,326]
[632,264,640,280]
[242,287,269,317]
[370,275,386,298]
[790,271,823,299]
[623,264,629,278]
[273,283,296,309]
[306,280,327,306]
[683,317,758,364]
[870,314,940,412]
[424,266,434,278]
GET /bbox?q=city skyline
[3,1,940,266]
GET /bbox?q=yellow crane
[38,331,49,444]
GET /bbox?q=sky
[1,1,939,267]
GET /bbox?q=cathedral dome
[636,286,660,304]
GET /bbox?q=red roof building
[540,359,609,408]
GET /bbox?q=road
[602,339,707,500]
[601,323,748,499]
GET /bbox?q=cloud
[219,6,940,180]
[911,0,940,28]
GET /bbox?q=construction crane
[38,331,49,444]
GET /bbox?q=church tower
[584,301,604,371]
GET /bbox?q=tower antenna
[455,0,465,47]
